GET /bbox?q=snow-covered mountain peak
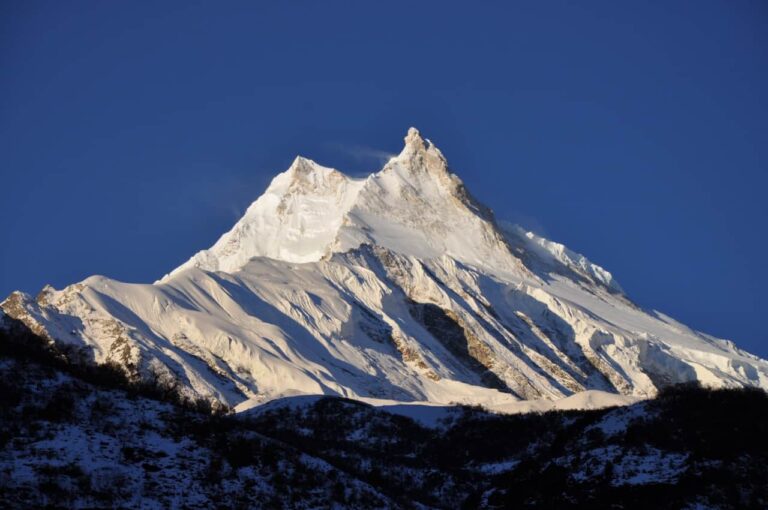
[3,127,768,412]
[161,155,366,278]
[271,156,353,196]
[161,129,645,289]
[287,155,334,179]
[391,126,451,180]
[165,128,523,278]
[318,128,530,277]
[286,155,322,177]
[404,126,424,146]
[400,126,440,158]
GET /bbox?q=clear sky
[1,1,767,357]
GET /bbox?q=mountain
[3,321,767,509]
[2,128,767,410]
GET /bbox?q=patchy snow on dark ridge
[1,321,767,509]
[2,128,767,412]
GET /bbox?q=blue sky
[2,1,767,356]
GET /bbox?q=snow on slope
[501,223,623,293]
[3,128,767,410]
[163,156,367,278]
[236,390,640,428]
[165,128,527,281]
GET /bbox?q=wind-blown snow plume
[327,141,397,168]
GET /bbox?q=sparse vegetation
[1,319,767,508]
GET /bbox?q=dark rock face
[407,300,510,392]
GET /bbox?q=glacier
[3,127,767,411]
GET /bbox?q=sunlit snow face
[4,128,766,414]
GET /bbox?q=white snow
[589,402,652,437]
[3,127,767,413]
[163,156,367,279]
[164,127,527,281]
